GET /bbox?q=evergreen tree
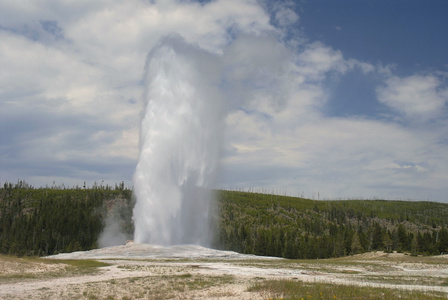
[350,232,362,255]
[438,228,448,254]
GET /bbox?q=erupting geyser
[132,37,224,246]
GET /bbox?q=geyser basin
[132,36,224,246]
[46,243,276,260]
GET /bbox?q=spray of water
[132,36,224,246]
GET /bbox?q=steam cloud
[132,36,224,246]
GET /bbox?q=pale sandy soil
[1,243,447,299]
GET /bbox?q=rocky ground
[1,243,447,299]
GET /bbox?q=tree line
[214,191,448,258]
[0,181,132,256]
[1,182,448,258]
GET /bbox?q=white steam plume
[132,36,224,246]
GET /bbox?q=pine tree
[438,228,448,254]
[351,232,362,255]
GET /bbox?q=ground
[1,243,447,299]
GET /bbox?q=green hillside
[215,191,448,258]
[0,181,133,256]
[1,181,448,258]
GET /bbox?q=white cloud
[1,0,447,202]
[222,109,448,200]
[219,31,448,201]
[0,0,275,186]
[376,74,448,121]
[295,42,348,82]
[275,7,299,27]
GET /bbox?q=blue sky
[299,0,448,117]
[300,1,448,73]
[0,0,447,201]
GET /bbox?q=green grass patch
[0,255,110,283]
[76,273,235,300]
[44,259,110,269]
[248,279,447,300]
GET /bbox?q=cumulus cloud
[0,0,274,187]
[376,74,448,121]
[295,42,348,82]
[275,7,299,27]
[222,107,448,200]
[1,0,447,202]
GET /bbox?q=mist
[98,197,134,248]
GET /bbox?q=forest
[1,181,448,258]
[0,181,133,256]
[216,190,448,258]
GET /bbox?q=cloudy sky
[1,0,447,202]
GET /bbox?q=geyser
[132,37,223,246]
